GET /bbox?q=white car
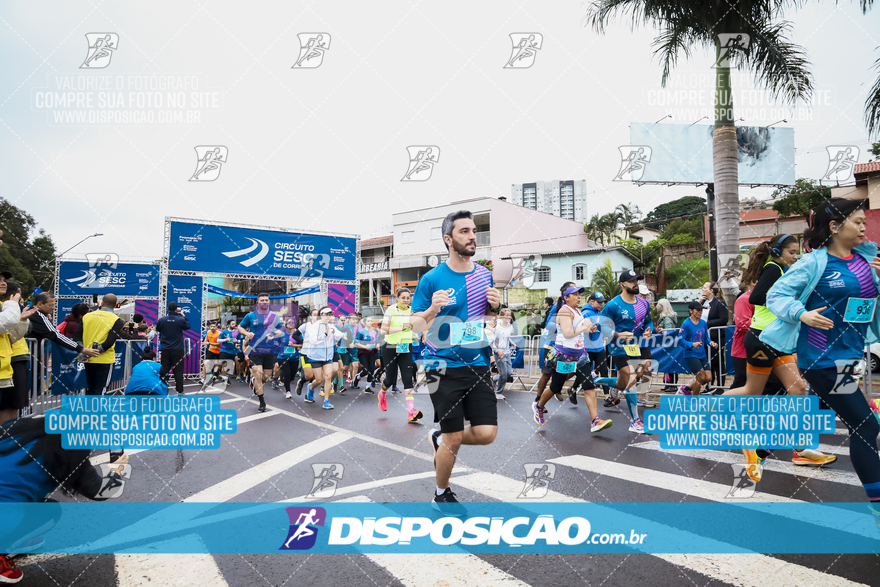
[868,343,880,374]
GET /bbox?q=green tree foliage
[0,198,57,297]
[645,196,707,226]
[660,217,704,242]
[619,234,697,271]
[589,258,622,299]
[770,178,831,219]
[665,258,710,290]
[869,142,880,162]
[475,259,494,272]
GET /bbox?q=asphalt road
[13,378,880,587]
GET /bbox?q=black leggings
[803,366,880,489]
[280,357,300,392]
[381,344,414,390]
[358,350,379,382]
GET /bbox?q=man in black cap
[598,269,656,434]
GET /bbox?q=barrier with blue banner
[647,326,735,375]
[51,341,135,395]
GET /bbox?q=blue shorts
[349,348,359,362]
[685,356,710,374]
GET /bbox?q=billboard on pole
[628,123,795,185]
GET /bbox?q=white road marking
[114,534,228,587]
[279,470,459,502]
[185,431,350,502]
[631,441,860,486]
[453,471,870,587]
[236,411,279,424]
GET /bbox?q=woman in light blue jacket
[762,198,880,507]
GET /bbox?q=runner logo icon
[189,146,228,181]
[222,238,269,267]
[280,507,326,550]
[519,463,556,499]
[80,33,119,69]
[308,463,344,499]
[822,146,859,185]
[292,33,331,68]
[401,146,440,182]
[614,146,652,182]
[504,33,543,69]
[727,464,758,498]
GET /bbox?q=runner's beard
[452,241,476,257]
[625,286,639,295]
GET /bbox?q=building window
[431,227,441,240]
[402,231,415,244]
[536,266,551,283]
[573,264,586,281]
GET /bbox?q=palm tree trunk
[713,45,740,318]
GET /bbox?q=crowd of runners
[3,199,880,582]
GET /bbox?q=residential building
[390,197,596,295]
[510,180,587,223]
[501,246,640,298]
[357,235,393,308]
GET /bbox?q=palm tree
[585,1,813,279]
[615,202,642,239]
[600,212,621,244]
[585,213,606,245]
[868,47,880,137]
[590,258,623,299]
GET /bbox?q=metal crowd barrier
[21,338,145,417]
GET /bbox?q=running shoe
[495,392,506,400]
[628,418,645,434]
[568,388,578,405]
[346,377,352,386]
[742,449,766,482]
[271,380,278,390]
[378,393,387,412]
[407,409,423,422]
[677,385,692,396]
[604,385,620,407]
[364,384,375,394]
[591,417,613,433]
[430,429,441,468]
[305,388,315,403]
[637,398,656,408]
[295,375,304,395]
[555,392,564,402]
[532,402,545,426]
[353,374,361,388]
[392,385,400,393]
[871,398,880,423]
[0,554,23,584]
[432,488,467,517]
[258,396,267,413]
[322,400,334,410]
[791,449,837,466]
[284,391,292,400]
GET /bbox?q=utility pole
[706,184,718,283]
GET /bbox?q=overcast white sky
[1,1,878,260]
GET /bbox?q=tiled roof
[855,162,880,174]
[360,235,393,248]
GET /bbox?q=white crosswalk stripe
[630,441,861,486]
[452,471,871,587]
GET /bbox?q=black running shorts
[427,366,497,434]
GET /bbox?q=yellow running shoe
[742,449,765,482]
[791,449,837,466]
